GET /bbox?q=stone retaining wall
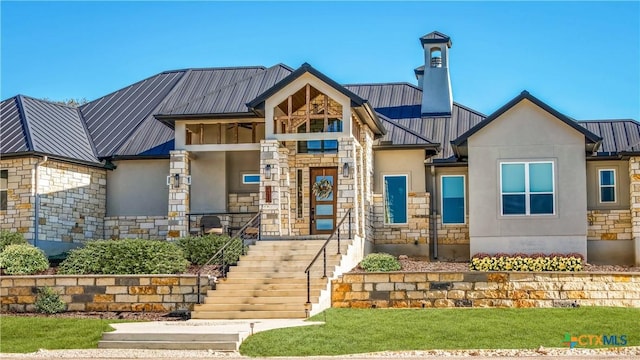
[1,275,209,313]
[332,272,640,309]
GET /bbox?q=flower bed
[470,253,583,272]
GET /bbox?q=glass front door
[310,167,337,235]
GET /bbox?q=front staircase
[191,239,350,319]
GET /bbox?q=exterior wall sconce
[342,162,350,178]
[174,173,180,188]
[166,174,191,188]
[265,164,272,180]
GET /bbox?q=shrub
[0,244,49,275]
[176,234,245,266]
[34,287,66,314]
[0,231,28,252]
[58,239,189,275]
[360,253,401,272]
[470,253,583,272]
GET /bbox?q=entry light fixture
[173,173,180,188]
[342,162,350,178]
[265,164,272,180]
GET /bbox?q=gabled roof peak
[420,31,452,47]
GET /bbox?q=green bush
[176,234,245,266]
[470,253,583,272]
[34,287,66,314]
[0,231,28,252]
[0,244,49,275]
[360,253,401,272]
[58,239,189,275]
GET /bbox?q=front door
[310,167,337,235]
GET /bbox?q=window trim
[499,161,555,216]
[440,175,466,225]
[241,173,260,185]
[598,168,616,203]
[383,174,409,225]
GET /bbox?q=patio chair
[200,215,224,235]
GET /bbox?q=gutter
[430,165,438,259]
[33,156,48,248]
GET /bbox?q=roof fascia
[0,151,108,169]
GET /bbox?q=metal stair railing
[304,209,352,314]
[196,211,261,304]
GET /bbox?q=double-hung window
[501,161,554,215]
[441,175,465,224]
[383,175,407,224]
[0,170,7,210]
[598,169,616,203]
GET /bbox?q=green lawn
[0,317,121,353]
[240,307,640,356]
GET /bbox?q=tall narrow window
[0,170,7,210]
[297,169,303,218]
[441,175,465,224]
[599,169,616,203]
[383,175,407,224]
[501,162,554,216]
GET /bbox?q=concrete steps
[192,239,349,320]
[99,332,241,351]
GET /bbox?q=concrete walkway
[110,318,323,341]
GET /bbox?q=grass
[0,317,122,353]
[240,307,640,356]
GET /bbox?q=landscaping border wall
[1,275,210,313]
[332,272,640,308]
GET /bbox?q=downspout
[33,156,48,248]
[430,165,438,259]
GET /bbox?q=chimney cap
[420,31,452,47]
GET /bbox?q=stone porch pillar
[338,137,359,237]
[260,140,285,236]
[629,157,640,266]
[167,150,190,239]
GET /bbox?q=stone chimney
[415,31,453,116]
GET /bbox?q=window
[501,162,554,215]
[441,175,465,224]
[383,175,407,224]
[297,118,342,154]
[599,169,616,203]
[0,170,7,210]
[242,174,260,185]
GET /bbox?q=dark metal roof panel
[156,67,267,114]
[0,97,30,154]
[20,96,99,163]
[578,119,640,154]
[114,116,175,156]
[158,65,292,116]
[80,71,186,157]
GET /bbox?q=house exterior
[1,31,639,266]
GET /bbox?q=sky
[1,1,639,120]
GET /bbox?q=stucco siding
[226,151,260,193]
[467,100,588,256]
[107,160,168,216]
[373,149,425,193]
[190,152,226,213]
[586,160,630,210]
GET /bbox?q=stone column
[167,150,190,239]
[260,140,282,236]
[338,137,359,237]
[629,157,640,266]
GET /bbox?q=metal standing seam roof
[346,83,486,159]
[0,97,30,154]
[0,95,100,164]
[157,64,293,116]
[579,120,640,155]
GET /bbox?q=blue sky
[1,1,638,120]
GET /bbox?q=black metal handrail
[304,209,352,308]
[196,211,261,304]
